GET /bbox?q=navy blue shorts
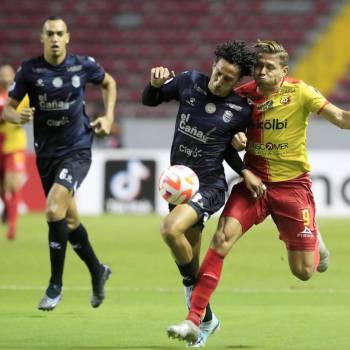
[169,186,226,224]
[36,149,92,196]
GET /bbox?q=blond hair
[254,40,289,66]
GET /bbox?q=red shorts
[0,151,26,177]
[222,173,317,251]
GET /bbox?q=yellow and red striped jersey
[235,78,328,182]
[0,93,28,154]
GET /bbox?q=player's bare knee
[66,217,80,231]
[211,230,230,256]
[45,202,65,222]
[160,220,178,243]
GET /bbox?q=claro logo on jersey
[255,118,288,130]
[178,114,216,143]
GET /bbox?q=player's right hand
[18,107,35,124]
[150,66,175,88]
[231,132,247,151]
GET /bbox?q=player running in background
[3,16,116,311]
[167,39,350,344]
[0,64,28,240]
[142,41,266,347]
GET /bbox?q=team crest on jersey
[205,103,216,114]
[52,77,63,88]
[257,100,273,111]
[223,110,233,123]
[72,75,81,88]
[280,96,290,105]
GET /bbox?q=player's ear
[66,32,70,44]
[282,66,289,76]
[40,33,44,44]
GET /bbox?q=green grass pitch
[0,214,349,350]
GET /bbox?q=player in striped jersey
[167,40,350,344]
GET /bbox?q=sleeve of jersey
[301,81,329,114]
[142,74,181,106]
[85,56,106,85]
[8,65,28,102]
[223,146,246,175]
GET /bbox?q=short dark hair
[42,16,67,31]
[214,41,256,77]
[254,40,289,66]
[45,15,65,22]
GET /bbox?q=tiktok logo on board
[104,160,156,214]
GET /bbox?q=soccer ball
[158,165,199,205]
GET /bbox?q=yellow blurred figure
[0,64,28,240]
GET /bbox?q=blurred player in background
[168,39,350,344]
[142,41,266,347]
[3,16,116,311]
[0,64,28,240]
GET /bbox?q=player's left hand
[232,132,247,151]
[90,116,113,137]
[241,169,266,199]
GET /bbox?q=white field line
[0,285,349,294]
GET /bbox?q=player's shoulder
[283,77,320,94]
[18,56,43,72]
[68,54,99,67]
[177,70,206,82]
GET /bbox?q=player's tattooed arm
[319,103,350,129]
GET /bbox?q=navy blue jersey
[9,54,105,158]
[143,70,252,190]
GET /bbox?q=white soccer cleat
[188,313,220,347]
[184,285,194,310]
[38,291,63,311]
[167,320,200,343]
[317,232,330,273]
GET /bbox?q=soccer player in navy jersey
[3,16,116,311]
[142,41,266,347]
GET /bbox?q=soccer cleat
[167,320,200,343]
[184,285,194,310]
[188,313,220,347]
[317,232,330,273]
[38,284,63,311]
[91,264,112,308]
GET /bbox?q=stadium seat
[2,0,346,116]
